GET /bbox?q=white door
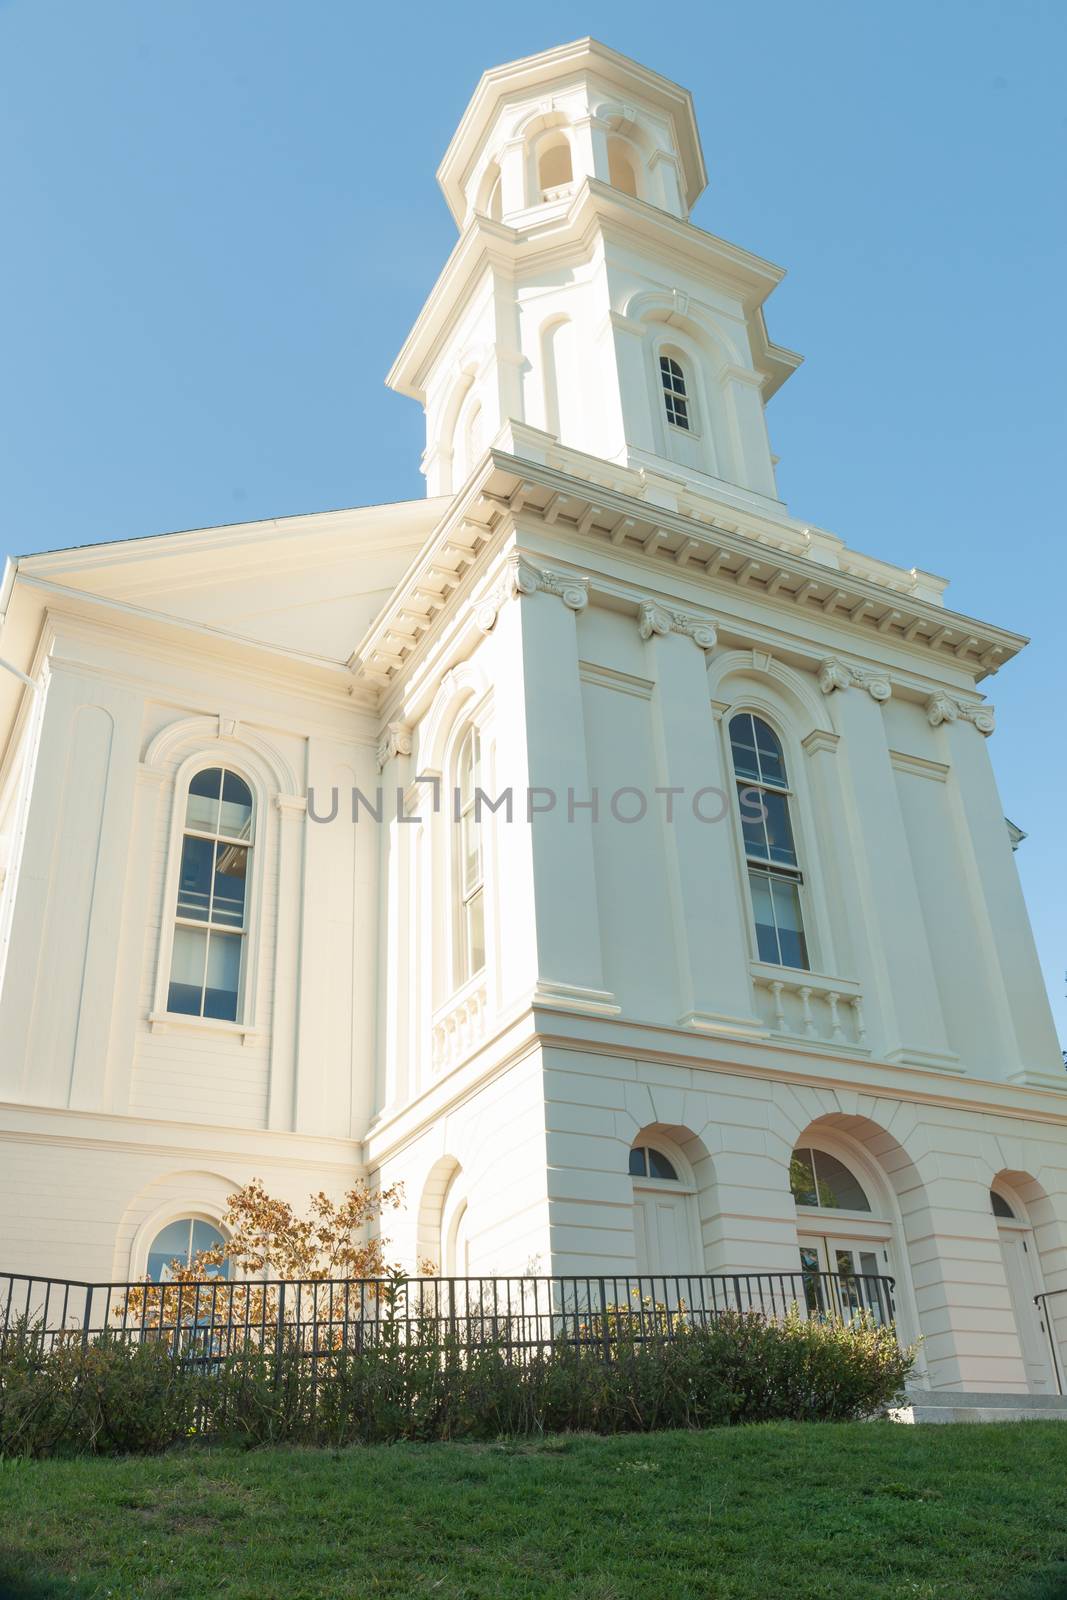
[633,1188,696,1277]
[798,1235,893,1324]
[998,1225,1053,1392]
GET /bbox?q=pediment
[17,497,449,661]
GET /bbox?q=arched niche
[518,113,575,206]
[538,314,582,445]
[607,136,640,197]
[619,292,747,484]
[417,1154,462,1272]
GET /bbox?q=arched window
[790,1147,871,1212]
[455,727,485,985]
[146,1218,229,1282]
[729,713,809,970]
[607,137,639,197]
[991,1189,1016,1219]
[628,1146,678,1180]
[659,354,690,431]
[167,766,253,1022]
[538,135,572,197]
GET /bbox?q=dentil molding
[817,656,892,702]
[636,601,718,651]
[474,554,589,632]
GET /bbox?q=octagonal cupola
[390,39,801,513]
[437,37,707,227]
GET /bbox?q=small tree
[117,1179,428,1343]
[196,1177,408,1281]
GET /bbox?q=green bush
[0,1309,914,1457]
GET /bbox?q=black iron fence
[1,1267,895,1366]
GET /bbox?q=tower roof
[436,38,708,226]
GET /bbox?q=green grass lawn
[1,1423,1066,1600]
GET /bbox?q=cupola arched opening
[607,136,640,197]
[537,133,573,198]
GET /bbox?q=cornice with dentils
[349,448,1024,699]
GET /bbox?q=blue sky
[1,0,1064,1042]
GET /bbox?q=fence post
[82,1285,93,1351]
[598,1278,611,1364]
[273,1281,287,1391]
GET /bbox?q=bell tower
[388,39,802,517]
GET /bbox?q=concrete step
[892,1388,1067,1424]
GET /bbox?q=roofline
[13,494,450,571]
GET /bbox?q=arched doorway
[628,1137,700,1276]
[789,1142,895,1323]
[441,1170,470,1278]
[991,1183,1054,1392]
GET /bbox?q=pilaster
[643,618,763,1035]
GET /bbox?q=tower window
[455,726,485,985]
[729,714,809,970]
[167,766,253,1021]
[660,355,690,430]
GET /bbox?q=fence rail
[1,1268,895,1365]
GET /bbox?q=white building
[0,38,1064,1395]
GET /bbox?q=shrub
[0,1306,914,1457]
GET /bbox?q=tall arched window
[167,766,254,1021]
[729,713,809,970]
[659,355,690,430]
[455,727,485,985]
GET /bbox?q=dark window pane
[186,768,223,832]
[762,790,798,867]
[769,876,808,969]
[628,1147,647,1177]
[790,1148,819,1207]
[991,1190,1015,1219]
[168,925,207,1016]
[176,835,214,921]
[147,1217,193,1283]
[808,1150,871,1211]
[776,923,809,970]
[730,715,761,780]
[749,871,780,963]
[753,718,787,786]
[202,933,240,1021]
[738,784,769,859]
[219,772,253,839]
[212,843,248,928]
[647,1149,678,1181]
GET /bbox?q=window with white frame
[659,354,691,430]
[455,727,485,985]
[167,766,254,1022]
[146,1217,229,1282]
[628,1145,679,1180]
[729,713,809,970]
